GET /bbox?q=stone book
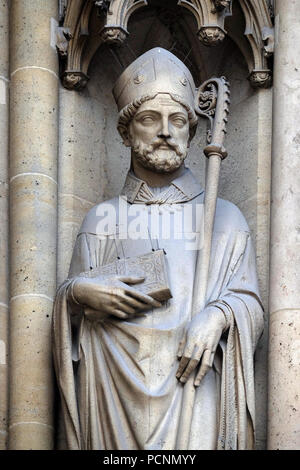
[79,249,172,302]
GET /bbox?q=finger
[111,309,130,319]
[176,356,189,379]
[111,305,146,319]
[194,349,213,387]
[177,345,203,382]
[176,339,199,378]
[119,293,151,311]
[177,333,187,358]
[209,350,215,368]
[84,307,98,316]
[124,288,162,308]
[179,358,199,384]
[117,302,136,315]
[117,276,145,285]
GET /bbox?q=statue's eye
[171,116,187,127]
[140,116,155,124]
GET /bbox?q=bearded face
[131,135,188,173]
[127,94,191,174]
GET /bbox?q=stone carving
[58,0,147,89]
[213,0,231,10]
[249,70,272,88]
[78,249,172,302]
[178,0,228,46]
[61,71,89,91]
[185,0,274,83]
[57,0,273,91]
[99,27,127,44]
[238,0,274,86]
[52,47,264,450]
[197,26,226,46]
[196,76,230,149]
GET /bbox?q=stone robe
[52,168,264,450]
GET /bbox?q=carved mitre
[112,47,196,113]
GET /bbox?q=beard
[131,137,188,173]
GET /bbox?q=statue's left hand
[176,306,227,386]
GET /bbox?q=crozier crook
[176,77,230,449]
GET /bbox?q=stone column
[0,0,10,450]
[8,1,58,449]
[253,87,272,450]
[268,0,300,450]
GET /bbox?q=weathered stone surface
[0,1,9,78]
[0,305,8,450]
[10,175,57,298]
[0,0,9,452]
[268,0,300,450]
[0,181,9,305]
[9,296,54,450]
[10,0,58,73]
[10,70,58,180]
[9,0,58,450]
[9,423,53,451]
[268,310,300,449]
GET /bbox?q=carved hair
[117,93,198,142]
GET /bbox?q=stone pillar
[253,87,272,450]
[0,0,10,450]
[268,0,300,450]
[8,1,58,449]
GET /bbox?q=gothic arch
[57,0,274,90]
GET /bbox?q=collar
[121,167,203,204]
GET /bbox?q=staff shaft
[176,153,222,450]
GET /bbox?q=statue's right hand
[71,275,162,320]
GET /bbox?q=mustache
[146,138,186,156]
[150,138,180,151]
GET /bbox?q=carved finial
[249,70,272,88]
[238,0,274,88]
[198,26,226,46]
[100,27,127,45]
[213,0,231,11]
[62,72,89,91]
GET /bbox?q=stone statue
[52,48,264,450]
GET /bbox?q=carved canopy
[57,0,274,90]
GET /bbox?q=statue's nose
[157,116,171,139]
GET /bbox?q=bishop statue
[52,48,264,450]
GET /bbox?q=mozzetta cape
[52,169,264,450]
